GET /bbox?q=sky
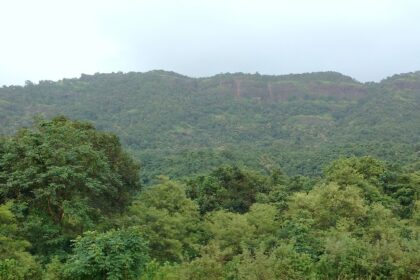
[1,0,420,85]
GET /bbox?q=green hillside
[1,70,419,183]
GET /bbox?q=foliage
[186,166,271,214]
[0,115,419,279]
[0,202,41,280]
[231,245,313,280]
[61,229,149,280]
[126,178,201,262]
[0,116,140,259]
[0,71,419,183]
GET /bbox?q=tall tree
[0,116,141,257]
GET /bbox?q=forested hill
[1,70,419,183]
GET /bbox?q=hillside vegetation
[1,71,419,183]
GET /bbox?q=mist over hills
[1,70,419,183]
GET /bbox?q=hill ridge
[0,70,419,183]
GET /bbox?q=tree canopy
[0,114,418,279]
[0,116,141,259]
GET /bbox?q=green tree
[204,210,255,258]
[324,156,386,202]
[231,245,313,280]
[62,229,149,280]
[380,170,420,218]
[315,230,372,279]
[0,116,141,258]
[127,178,201,262]
[287,183,368,230]
[0,202,40,280]
[187,166,271,214]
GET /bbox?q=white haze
[1,0,419,85]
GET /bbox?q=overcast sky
[1,0,419,85]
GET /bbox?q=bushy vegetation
[0,117,419,279]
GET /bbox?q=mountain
[1,70,419,183]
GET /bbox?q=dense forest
[0,71,419,279]
[0,71,419,184]
[0,117,419,279]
